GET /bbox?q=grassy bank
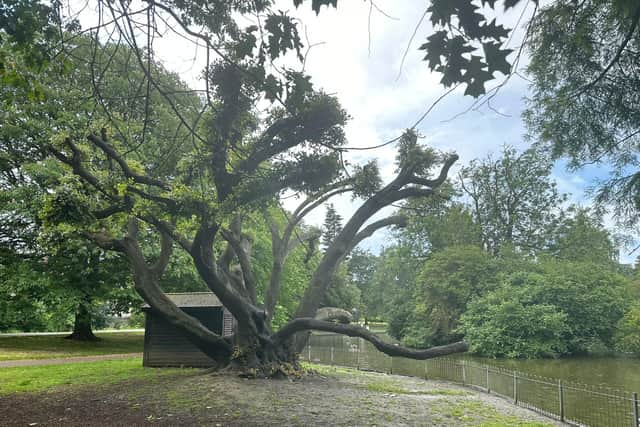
[0,332,144,361]
[0,357,195,395]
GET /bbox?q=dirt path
[0,353,142,368]
[0,365,562,426]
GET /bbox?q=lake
[461,354,640,393]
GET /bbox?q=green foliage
[398,182,480,257]
[461,282,570,358]
[346,248,378,321]
[460,261,631,358]
[525,0,640,226]
[417,0,522,97]
[460,146,566,255]
[402,246,498,348]
[548,207,619,265]
[614,304,640,355]
[369,245,421,339]
[321,203,343,248]
[324,265,362,314]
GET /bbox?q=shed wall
[143,307,224,368]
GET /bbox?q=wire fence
[302,333,640,427]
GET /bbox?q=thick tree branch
[87,132,170,190]
[272,319,468,359]
[49,139,114,199]
[408,154,459,188]
[138,214,192,253]
[149,232,172,277]
[348,215,407,254]
[220,221,258,304]
[294,149,459,338]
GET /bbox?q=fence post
[356,339,360,370]
[633,392,639,427]
[308,343,311,361]
[486,366,490,393]
[513,372,518,404]
[462,361,466,386]
[424,359,428,380]
[330,345,334,365]
[559,380,564,422]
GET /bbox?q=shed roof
[142,292,222,309]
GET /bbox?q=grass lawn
[0,332,144,361]
[0,357,196,395]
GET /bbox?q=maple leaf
[463,55,492,97]
[456,1,484,39]
[483,41,513,75]
[481,19,510,40]
[428,0,457,26]
[419,31,448,70]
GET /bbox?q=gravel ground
[0,365,563,426]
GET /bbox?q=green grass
[0,332,144,361]
[437,400,552,427]
[0,357,196,395]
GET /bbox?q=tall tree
[321,203,343,249]
[547,207,619,266]
[459,146,566,256]
[396,182,481,258]
[346,248,378,324]
[5,1,466,376]
[525,0,640,226]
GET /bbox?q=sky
[75,0,632,262]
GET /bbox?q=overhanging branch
[272,318,468,359]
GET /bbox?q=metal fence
[302,333,640,427]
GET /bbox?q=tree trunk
[65,301,99,341]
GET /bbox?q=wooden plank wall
[143,307,223,367]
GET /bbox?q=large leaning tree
[3,0,467,375]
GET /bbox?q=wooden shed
[142,292,235,367]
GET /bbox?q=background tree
[397,182,481,258]
[402,245,499,348]
[460,261,631,357]
[460,146,566,256]
[525,0,640,226]
[547,207,619,266]
[345,248,378,324]
[321,203,343,249]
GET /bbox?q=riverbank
[0,361,559,426]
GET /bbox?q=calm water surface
[461,355,640,392]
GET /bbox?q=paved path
[0,353,143,368]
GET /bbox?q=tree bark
[65,301,99,341]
